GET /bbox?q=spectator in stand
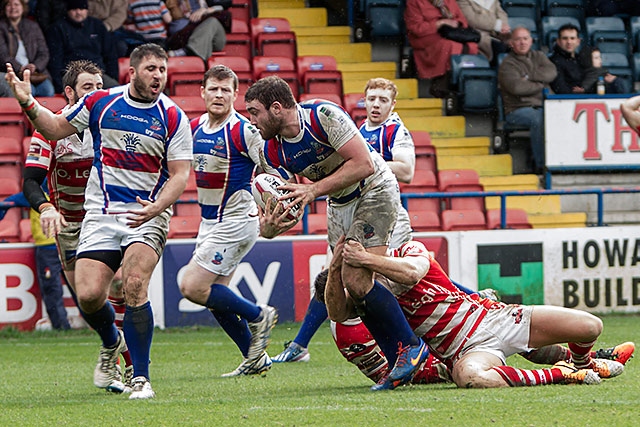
[404,0,479,98]
[0,0,54,97]
[34,0,66,34]
[164,0,229,61]
[550,24,630,95]
[586,0,640,17]
[88,0,127,32]
[46,0,119,93]
[457,0,510,63]
[124,0,172,49]
[498,27,557,174]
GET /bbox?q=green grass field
[1,314,639,426]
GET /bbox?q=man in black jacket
[550,23,630,95]
[46,0,119,93]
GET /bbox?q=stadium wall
[1,226,639,331]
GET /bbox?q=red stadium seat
[230,0,251,26]
[0,163,22,183]
[298,93,343,106]
[0,137,23,164]
[208,55,254,95]
[19,218,33,243]
[400,170,441,214]
[342,92,367,125]
[281,219,303,235]
[408,210,441,232]
[36,96,67,113]
[414,145,438,174]
[174,202,201,217]
[250,18,297,60]
[168,215,201,239]
[441,209,487,231]
[438,169,484,211]
[486,208,532,229]
[0,97,26,142]
[252,56,300,98]
[306,213,328,234]
[168,57,206,96]
[172,96,206,120]
[22,136,31,160]
[297,56,342,97]
[411,131,433,156]
[224,19,252,59]
[0,177,20,199]
[118,57,130,84]
[0,208,21,243]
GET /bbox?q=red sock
[569,340,596,368]
[412,354,451,384]
[491,366,563,386]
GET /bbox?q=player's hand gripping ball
[251,173,302,221]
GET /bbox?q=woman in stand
[0,0,54,96]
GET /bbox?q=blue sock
[206,284,261,322]
[83,302,119,348]
[451,280,476,295]
[210,308,251,357]
[360,313,399,367]
[361,280,419,353]
[123,302,154,380]
[293,297,328,348]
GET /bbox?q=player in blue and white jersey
[5,43,193,399]
[178,65,285,377]
[244,76,428,390]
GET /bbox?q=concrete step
[395,98,442,118]
[485,194,562,215]
[259,7,327,27]
[338,62,396,80]
[479,174,539,191]
[438,154,512,177]
[431,137,489,156]
[403,116,466,138]
[299,43,371,63]
[294,26,351,44]
[344,78,417,98]
[528,212,588,228]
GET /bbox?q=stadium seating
[342,93,367,125]
[631,16,640,52]
[167,215,200,239]
[167,57,206,96]
[0,177,20,199]
[600,52,633,84]
[449,54,497,113]
[502,0,539,22]
[545,0,585,27]
[411,131,433,157]
[0,137,23,164]
[365,0,405,38]
[37,96,67,113]
[224,19,252,59]
[586,17,630,56]
[118,57,130,84]
[438,169,485,211]
[230,0,252,26]
[486,208,532,229]
[299,93,343,105]
[297,56,343,98]
[250,18,297,60]
[0,208,21,243]
[252,56,300,99]
[508,16,540,49]
[19,218,32,243]
[408,210,441,232]
[401,170,441,213]
[208,55,254,95]
[305,213,328,234]
[172,96,206,120]
[0,97,26,142]
[633,53,640,82]
[441,209,487,231]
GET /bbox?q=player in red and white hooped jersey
[6,43,193,399]
[179,65,287,378]
[322,236,626,388]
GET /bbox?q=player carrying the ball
[245,76,429,390]
[178,65,284,377]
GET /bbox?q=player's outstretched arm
[621,95,640,135]
[325,236,356,323]
[5,64,77,141]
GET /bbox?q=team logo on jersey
[150,118,162,131]
[195,155,207,171]
[363,223,375,239]
[212,137,226,157]
[212,252,223,265]
[122,133,141,152]
[512,308,523,324]
[54,140,74,157]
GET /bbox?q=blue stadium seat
[632,53,640,82]
[450,54,497,113]
[501,0,539,22]
[362,0,404,38]
[586,17,630,56]
[545,0,585,28]
[631,16,640,53]
[541,16,582,50]
[601,52,633,82]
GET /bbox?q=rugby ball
[251,173,301,221]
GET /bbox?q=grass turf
[1,314,638,426]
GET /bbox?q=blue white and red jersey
[25,105,93,223]
[359,112,414,162]
[386,240,504,362]
[261,100,396,201]
[190,111,281,221]
[64,85,193,214]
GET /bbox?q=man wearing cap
[46,0,119,93]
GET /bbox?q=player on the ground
[245,76,428,390]
[272,77,416,364]
[320,236,627,388]
[178,65,282,377]
[22,59,134,389]
[5,43,193,399]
